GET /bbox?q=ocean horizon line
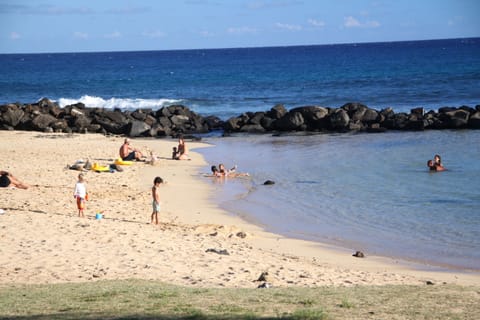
[1,36,478,56]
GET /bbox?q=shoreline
[0,131,479,287]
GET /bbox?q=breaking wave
[56,95,183,110]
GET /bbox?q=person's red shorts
[76,197,85,210]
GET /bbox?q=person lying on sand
[0,170,29,189]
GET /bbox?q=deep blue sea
[1,38,479,270]
[1,38,480,118]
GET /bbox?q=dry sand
[1,131,478,287]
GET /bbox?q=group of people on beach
[427,154,446,172]
[2,133,447,225]
[72,135,190,221]
[119,135,190,162]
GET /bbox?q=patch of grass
[338,297,354,309]
[209,303,246,313]
[290,308,328,320]
[148,290,179,299]
[297,298,315,306]
[0,280,479,319]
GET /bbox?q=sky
[1,0,479,53]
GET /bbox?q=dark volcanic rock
[1,105,24,127]
[240,124,266,133]
[1,98,479,136]
[290,106,329,130]
[275,111,305,131]
[31,113,58,131]
[225,117,242,132]
[129,120,151,137]
[267,104,287,119]
[329,109,350,130]
[468,112,480,129]
[443,109,470,128]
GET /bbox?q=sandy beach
[0,131,478,288]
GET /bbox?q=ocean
[1,38,479,117]
[1,38,479,270]
[200,131,480,271]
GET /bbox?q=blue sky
[1,0,479,53]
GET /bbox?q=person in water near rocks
[434,154,446,171]
[427,155,446,172]
[0,170,29,189]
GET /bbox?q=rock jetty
[1,98,479,137]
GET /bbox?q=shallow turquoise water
[199,130,480,270]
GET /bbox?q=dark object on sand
[111,164,123,172]
[236,231,247,238]
[352,251,365,258]
[256,272,269,282]
[263,180,275,185]
[205,248,230,255]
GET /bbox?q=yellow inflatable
[91,163,111,172]
[114,158,134,166]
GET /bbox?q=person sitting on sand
[0,170,29,189]
[175,135,190,160]
[119,138,144,161]
[172,147,178,160]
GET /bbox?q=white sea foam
[56,95,182,110]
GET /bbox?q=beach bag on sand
[68,164,84,171]
[84,160,92,170]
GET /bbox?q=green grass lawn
[0,280,479,319]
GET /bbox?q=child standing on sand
[73,173,87,217]
[151,176,163,225]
